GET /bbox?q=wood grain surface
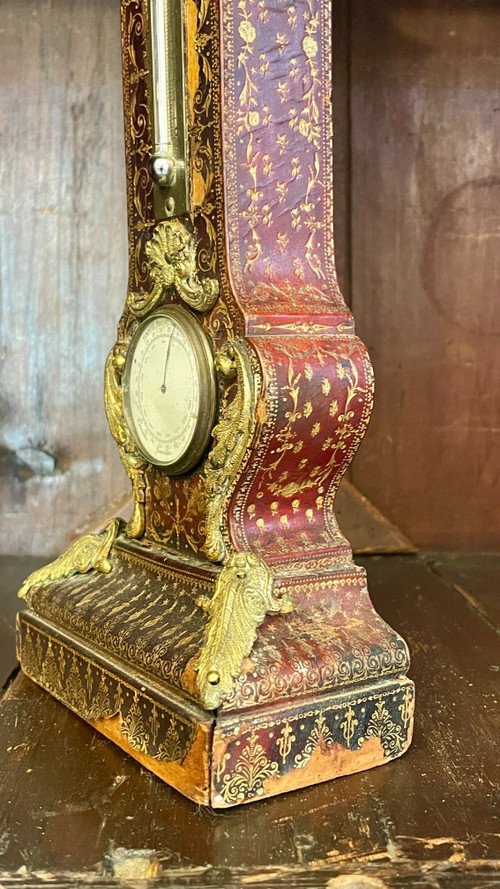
[0,556,48,689]
[424,550,500,630]
[348,1,500,548]
[0,554,498,886]
[0,0,128,556]
[335,480,415,554]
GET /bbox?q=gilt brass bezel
[122,305,217,475]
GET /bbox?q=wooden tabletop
[0,553,498,888]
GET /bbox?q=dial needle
[160,329,174,393]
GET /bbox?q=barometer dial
[123,307,217,473]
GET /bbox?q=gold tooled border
[213,679,415,806]
[17,613,200,764]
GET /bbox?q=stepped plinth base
[17,537,414,808]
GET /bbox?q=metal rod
[150,0,176,186]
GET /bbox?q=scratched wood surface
[335,481,415,555]
[424,551,500,631]
[0,556,47,690]
[0,554,498,886]
[0,0,128,557]
[348,0,500,549]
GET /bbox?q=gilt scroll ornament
[127,219,219,317]
[196,552,293,710]
[104,345,148,538]
[203,339,258,563]
[19,519,121,600]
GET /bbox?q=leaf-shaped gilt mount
[203,340,258,564]
[196,552,294,710]
[127,219,219,317]
[18,519,121,600]
[104,345,148,539]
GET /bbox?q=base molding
[212,678,414,806]
[17,610,414,808]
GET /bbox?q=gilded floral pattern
[148,474,207,552]
[213,682,415,805]
[222,570,410,711]
[18,618,196,763]
[230,336,374,559]
[365,700,407,758]
[221,0,344,312]
[117,0,243,557]
[114,0,375,565]
[120,0,154,304]
[24,545,211,697]
[219,730,279,804]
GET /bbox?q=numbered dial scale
[122,307,217,474]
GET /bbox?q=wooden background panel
[348,0,500,548]
[0,0,129,555]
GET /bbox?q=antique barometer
[122,306,218,472]
[17,0,414,806]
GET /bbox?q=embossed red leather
[218,0,373,563]
[220,0,345,316]
[230,335,373,562]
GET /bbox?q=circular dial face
[123,307,216,473]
